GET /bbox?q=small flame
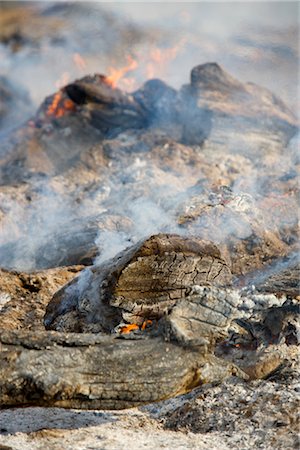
[73,52,87,71]
[146,39,186,79]
[47,92,62,117]
[46,91,75,119]
[55,72,70,89]
[106,55,138,89]
[102,40,186,92]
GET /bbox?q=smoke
[0,182,77,271]
[0,1,298,134]
[239,251,299,293]
[0,1,298,275]
[94,197,181,265]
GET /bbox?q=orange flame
[47,92,62,116]
[106,55,138,89]
[46,91,75,119]
[55,72,70,89]
[146,39,186,80]
[103,40,186,91]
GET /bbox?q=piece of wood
[1,285,298,410]
[44,234,232,333]
[0,329,242,410]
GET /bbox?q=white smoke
[0,1,298,273]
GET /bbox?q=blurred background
[0,1,299,135]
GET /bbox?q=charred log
[0,328,244,410]
[44,234,232,332]
[64,74,148,135]
[180,62,298,148]
[236,251,300,297]
[0,286,298,409]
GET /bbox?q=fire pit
[0,59,299,410]
[0,5,299,450]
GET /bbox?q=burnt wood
[44,234,232,333]
[0,328,244,410]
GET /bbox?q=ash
[0,3,299,449]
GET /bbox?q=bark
[0,283,297,410]
[0,284,248,410]
[64,75,149,133]
[44,234,232,333]
[0,330,242,410]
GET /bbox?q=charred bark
[64,74,149,135]
[1,289,298,410]
[0,328,244,410]
[44,234,232,333]
[0,285,245,410]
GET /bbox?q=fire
[104,40,186,91]
[146,39,186,79]
[46,91,75,119]
[49,53,86,118]
[55,72,70,90]
[105,55,138,89]
[46,40,186,119]
[47,92,62,117]
[73,52,87,71]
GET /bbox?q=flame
[106,55,138,89]
[55,72,70,89]
[47,92,62,116]
[101,40,186,92]
[73,52,87,71]
[146,39,186,80]
[46,91,75,119]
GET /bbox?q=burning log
[61,75,179,133]
[0,235,298,409]
[64,74,148,134]
[1,62,297,186]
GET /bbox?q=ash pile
[0,57,299,448]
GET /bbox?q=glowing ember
[106,55,138,89]
[46,91,75,118]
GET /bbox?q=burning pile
[0,61,299,421]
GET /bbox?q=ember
[46,90,76,118]
[0,3,298,449]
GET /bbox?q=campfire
[0,3,299,449]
